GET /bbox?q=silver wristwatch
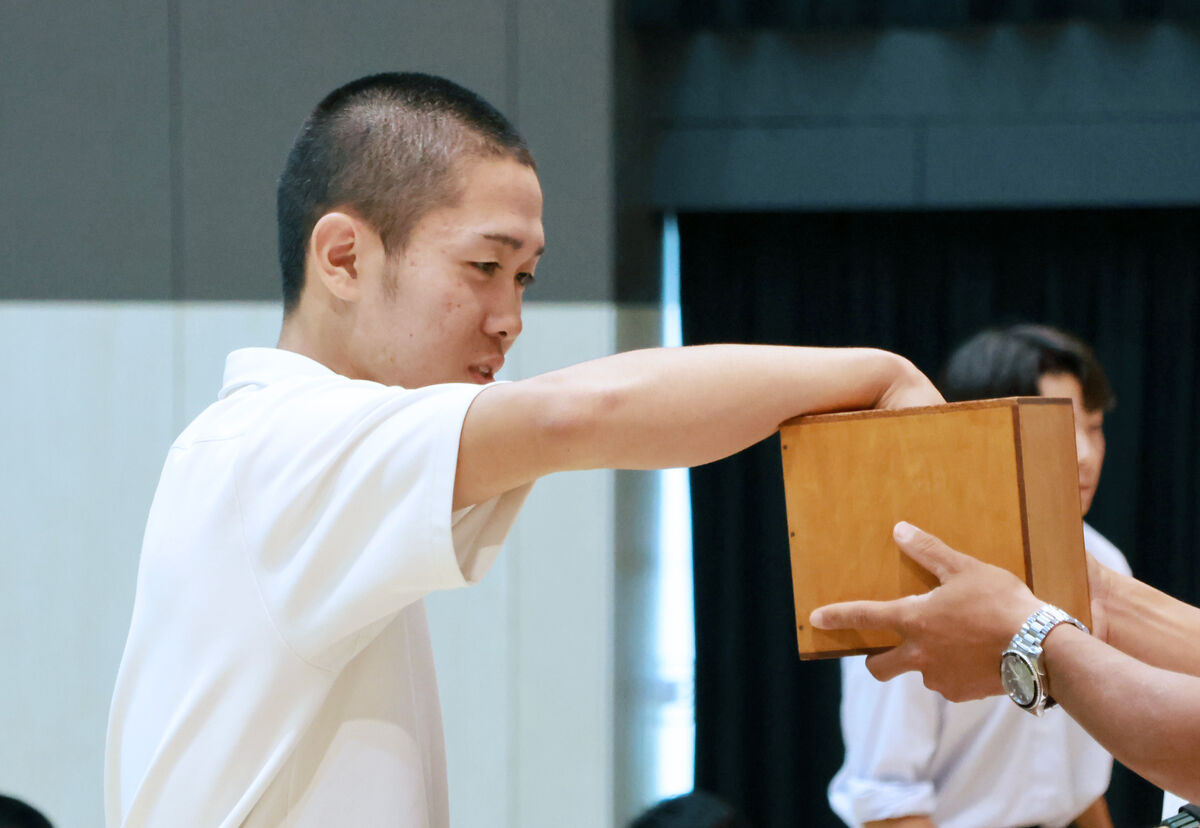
[1000,604,1089,716]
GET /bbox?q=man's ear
[308,212,379,303]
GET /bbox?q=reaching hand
[876,360,945,412]
[810,521,1042,701]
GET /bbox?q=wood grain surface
[780,397,1088,659]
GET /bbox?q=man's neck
[277,310,361,381]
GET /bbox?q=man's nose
[485,289,523,342]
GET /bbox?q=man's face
[352,156,544,388]
[1037,371,1106,516]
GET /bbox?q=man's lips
[469,358,504,383]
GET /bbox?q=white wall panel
[0,303,175,827]
[174,303,283,429]
[510,305,617,828]
[0,300,652,828]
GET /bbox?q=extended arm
[1088,559,1200,678]
[454,345,939,508]
[1041,622,1200,799]
[811,523,1200,801]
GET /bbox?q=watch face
[1001,652,1037,707]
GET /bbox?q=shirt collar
[219,348,338,399]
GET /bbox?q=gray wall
[2,0,614,303]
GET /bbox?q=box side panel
[781,405,1027,657]
[1016,401,1092,628]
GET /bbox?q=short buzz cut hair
[276,72,536,314]
[941,323,1115,413]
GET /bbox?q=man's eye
[473,262,500,275]
[516,272,536,288]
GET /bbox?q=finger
[809,599,902,632]
[893,521,971,582]
[863,644,915,683]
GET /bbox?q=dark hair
[629,790,746,828]
[0,795,53,828]
[941,324,1115,412]
[277,72,535,314]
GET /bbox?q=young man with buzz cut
[104,72,943,828]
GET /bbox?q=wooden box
[780,397,1090,660]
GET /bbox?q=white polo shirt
[829,523,1132,828]
[105,348,531,828]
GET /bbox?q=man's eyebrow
[482,233,546,257]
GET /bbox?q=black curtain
[628,0,1200,30]
[680,207,1200,828]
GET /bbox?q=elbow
[524,373,625,471]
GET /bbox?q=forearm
[1071,795,1112,828]
[865,818,936,828]
[457,345,936,506]
[542,344,924,469]
[1098,569,1200,677]
[1043,625,1200,800]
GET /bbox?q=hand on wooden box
[780,398,1089,659]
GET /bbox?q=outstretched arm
[1087,556,1200,678]
[1040,621,1200,802]
[454,345,940,508]
[811,523,1200,801]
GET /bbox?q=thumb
[893,521,969,583]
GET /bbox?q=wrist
[1001,604,1088,715]
[1000,592,1043,650]
[1039,617,1090,699]
[874,352,938,410]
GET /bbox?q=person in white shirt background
[830,324,1130,828]
[103,72,946,828]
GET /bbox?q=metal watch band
[1162,804,1200,828]
[1014,604,1089,651]
[1006,604,1089,713]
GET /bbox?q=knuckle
[897,596,926,634]
[910,644,929,673]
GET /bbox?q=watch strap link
[1014,604,1089,652]
[1007,604,1089,713]
[1162,804,1200,828]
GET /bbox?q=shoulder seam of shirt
[229,438,332,674]
[170,433,245,450]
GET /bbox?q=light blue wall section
[0,300,658,827]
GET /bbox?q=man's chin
[1079,490,1095,517]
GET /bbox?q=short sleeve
[232,377,527,670]
[829,656,942,825]
[1082,521,1132,576]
